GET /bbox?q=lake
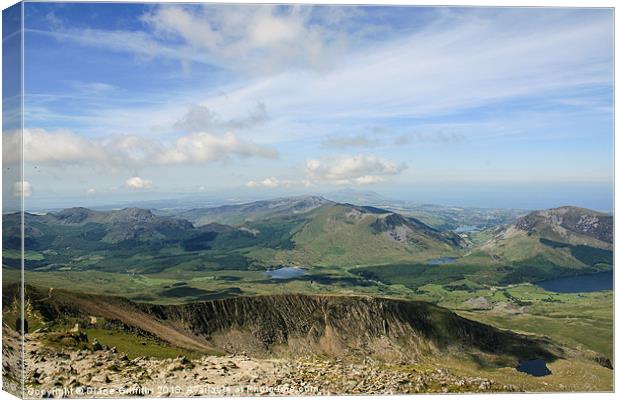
[265,267,307,280]
[427,257,457,265]
[536,271,613,293]
[516,359,551,377]
[454,225,479,233]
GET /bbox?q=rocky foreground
[15,331,518,398]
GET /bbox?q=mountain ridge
[513,206,612,245]
[478,206,612,268]
[13,284,571,365]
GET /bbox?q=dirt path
[60,295,216,354]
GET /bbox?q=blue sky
[4,3,614,210]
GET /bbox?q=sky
[2,3,614,211]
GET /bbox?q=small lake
[454,225,479,233]
[427,257,457,265]
[537,271,613,293]
[516,359,551,377]
[265,267,307,280]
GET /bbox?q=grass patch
[540,239,612,266]
[83,328,204,359]
[353,263,482,289]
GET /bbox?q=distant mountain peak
[111,207,156,221]
[179,195,332,226]
[323,189,388,205]
[515,206,612,244]
[53,207,98,224]
[341,203,391,215]
[267,195,331,207]
[285,194,330,201]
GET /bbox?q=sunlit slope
[477,206,612,268]
[275,204,463,266]
[175,198,467,267]
[179,195,331,226]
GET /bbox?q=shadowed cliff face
[141,295,563,363]
[13,285,563,364]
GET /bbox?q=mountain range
[3,196,612,281]
[2,195,614,393]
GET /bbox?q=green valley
[2,196,614,394]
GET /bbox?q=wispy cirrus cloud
[395,132,466,145]
[225,9,612,123]
[140,4,357,74]
[319,131,466,149]
[32,4,361,75]
[70,81,117,94]
[19,5,613,206]
[26,7,612,140]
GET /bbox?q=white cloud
[86,188,97,195]
[19,7,613,194]
[246,155,405,189]
[13,181,32,198]
[3,129,157,169]
[28,8,612,145]
[246,177,288,188]
[39,5,352,75]
[174,102,268,133]
[304,154,406,186]
[125,176,153,190]
[35,27,171,64]
[141,5,347,74]
[3,128,112,166]
[191,8,612,126]
[3,128,277,169]
[355,175,384,185]
[157,132,277,164]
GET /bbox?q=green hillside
[2,200,613,306]
[178,195,330,226]
[474,206,613,271]
[276,204,462,266]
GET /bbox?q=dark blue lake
[516,359,551,377]
[427,257,457,265]
[265,267,307,280]
[537,271,613,293]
